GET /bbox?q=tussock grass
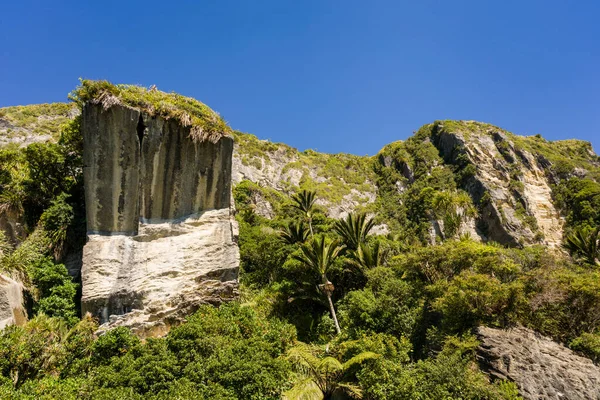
[70,79,231,143]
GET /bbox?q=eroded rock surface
[432,123,564,247]
[232,137,379,219]
[81,102,239,337]
[477,326,600,399]
[0,275,27,330]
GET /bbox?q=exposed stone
[432,124,564,247]
[81,103,239,337]
[0,209,26,246]
[232,141,379,219]
[476,326,600,400]
[84,210,239,338]
[0,274,27,330]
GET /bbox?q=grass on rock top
[70,79,231,142]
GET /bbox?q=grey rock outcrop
[81,102,239,337]
[432,123,564,247]
[232,136,379,219]
[0,209,26,246]
[477,326,600,399]
[0,274,27,329]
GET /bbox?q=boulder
[477,326,600,399]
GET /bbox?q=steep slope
[75,82,239,337]
[2,101,599,250]
[430,121,564,247]
[0,103,600,247]
[232,131,378,219]
[373,121,599,247]
[0,103,78,147]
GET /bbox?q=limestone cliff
[232,131,378,219]
[430,121,565,247]
[80,100,239,337]
[0,274,27,330]
[477,326,600,400]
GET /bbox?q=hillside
[1,84,600,399]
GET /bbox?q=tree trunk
[326,292,341,335]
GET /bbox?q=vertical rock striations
[81,102,239,337]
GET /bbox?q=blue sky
[1,1,598,155]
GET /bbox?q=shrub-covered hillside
[1,82,600,398]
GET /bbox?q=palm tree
[291,190,317,236]
[563,226,600,267]
[333,213,374,251]
[284,343,379,400]
[347,241,382,274]
[293,236,345,334]
[280,221,310,245]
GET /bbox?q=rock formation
[0,274,26,329]
[477,326,600,399]
[231,134,379,219]
[431,122,564,247]
[81,102,239,337]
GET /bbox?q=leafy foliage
[333,213,374,251]
[4,94,600,398]
[563,225,600,266]
[280,221,310,245]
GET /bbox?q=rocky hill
[2,100,599,250]
[1,82,600,399]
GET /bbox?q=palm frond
[317,356,343,375]
[342,351,380,370]
[291,190,317,215]
[280,221,310,245]
[563,226,600,266]
[335,382,364,399]
[334,213,374,250]
[347,241,382,272]
[283,378,324,400]
[293,236,344,278]
[286,343,322,376]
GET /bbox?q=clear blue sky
[1,1,598,155]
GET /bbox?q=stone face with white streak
[0,274,27,330]
[81,102,239,337]
[432,124,564,247]
[82,210,239,337]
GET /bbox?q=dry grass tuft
[70,79,231,143]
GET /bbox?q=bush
[570,332,600,364]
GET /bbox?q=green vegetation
[372,123,477,241]
[509,132,600,232]
[3,89,600,397]
[563,226,600,266]
[70,79,231,141]
[0,103,76,142]
[233,130,377,207]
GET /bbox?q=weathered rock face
[477,326,600,399]
[0,274,27,330]
[432,123,564,247]
[232,135,379,219]
[0,209,26,246]
[81,103,239,337]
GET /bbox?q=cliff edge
[78,82,239,337]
